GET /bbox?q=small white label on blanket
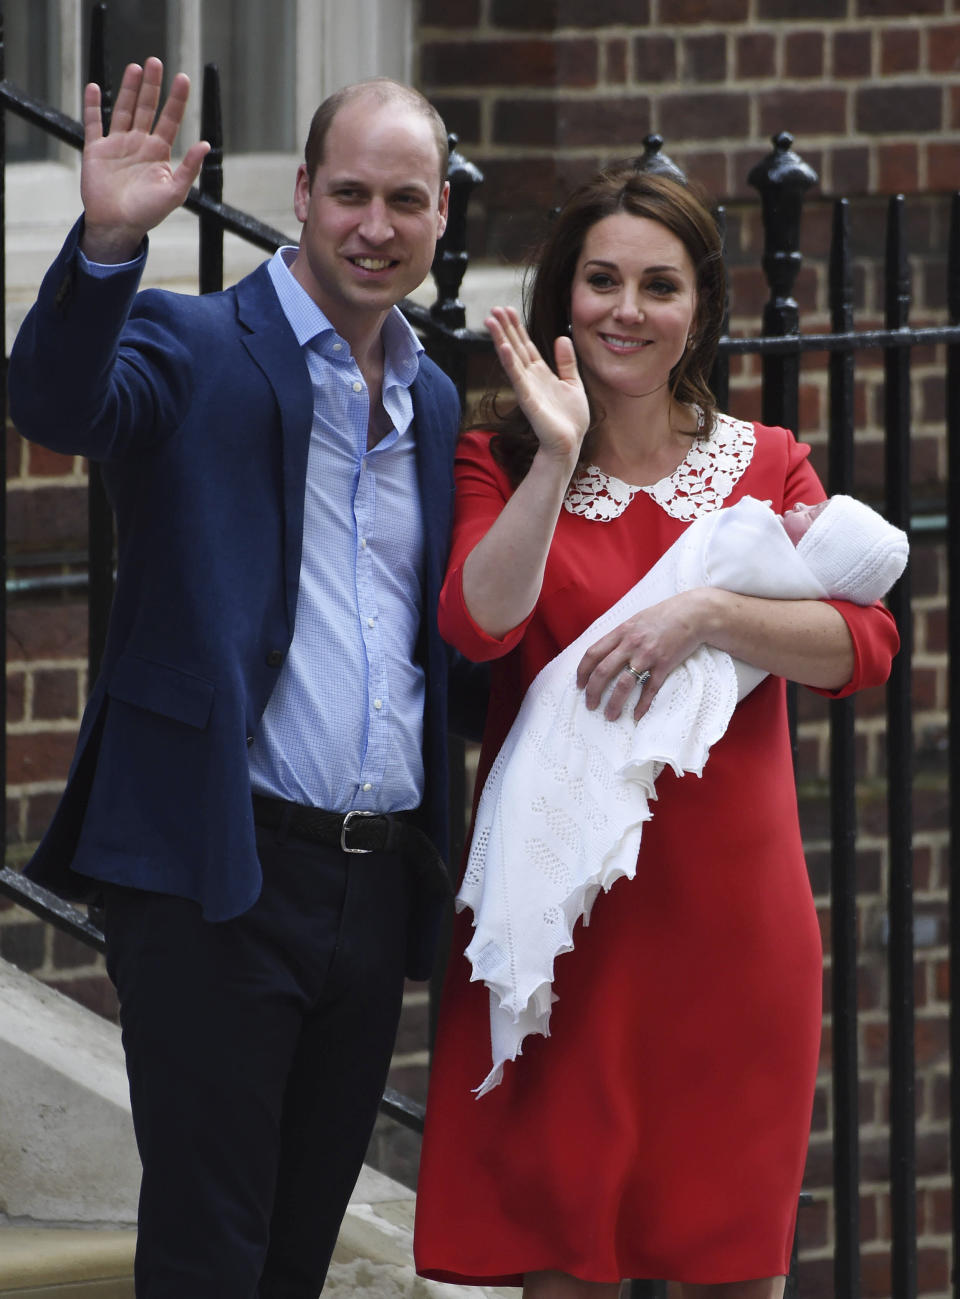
[473,941,506,978]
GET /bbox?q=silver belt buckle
[341,809,376,854]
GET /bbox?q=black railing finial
[633,134,686,184]
[429,132,483,332]
[748,132,818,322]
[89,2,112,130]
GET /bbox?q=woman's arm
[458,307,589,638]
[576,586,855,722]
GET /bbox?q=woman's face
[568,211,698,408]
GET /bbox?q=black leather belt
[251,794,452,898]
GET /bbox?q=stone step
[0,1228,135,1298]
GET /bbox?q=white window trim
[6,0,414,333]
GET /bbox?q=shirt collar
[267,246,423,390]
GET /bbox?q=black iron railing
[2,5,960,1298]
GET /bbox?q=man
[9,57,472,1297]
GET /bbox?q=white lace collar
[563,411,757,523]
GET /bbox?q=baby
[458,494,908,1095]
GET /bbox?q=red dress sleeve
[437,430,537,662]
[776,426,901,697]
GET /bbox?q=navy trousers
[102,821,412,1298]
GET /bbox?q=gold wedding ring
[624,665,651,688]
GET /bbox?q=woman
[414,169,899,1299]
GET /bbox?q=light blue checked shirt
[247,247,427,812]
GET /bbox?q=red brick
[928,141,960,192]
[826,144,871,197]
[465,157,557,209]
[52,927,104,972]
[6,602,87,661]
[757,88,847,138]
[492,98,559,147]
[669,0,748,19]
[27,443,76,478]
[632,35,678,83]
[7,426,24,478]
[492,0,651,24]
[25,791,66,844]
[877,142,920,194]
[924,1184,952,1234]
[833,28,872,78]
[604,38,628,84]
[556,97,653,149]
[673,147,727,196]
[0,922,46,972]
[917,1245,950,1293]
[880,25,920,74]
[950,86,960,129]
[857,0,943,13]
[6,485,89,552]
[735,32,776,78]
[7,673,25,725]
[430,97,481,148]
[856,83,941,134]
[419,0,480,24]
[7,730,79,784]
[785,30,825,78]
[421,38,599,88]
[684,33,728,81]
[659,91,750,140]
[928,22,960,72]
[32,668,82,722]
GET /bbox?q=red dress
[414,418,899,1287]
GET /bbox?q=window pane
[81,0,169,93]
[3,0,59,161]
[202,0,296,153]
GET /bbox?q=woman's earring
[566,322,573,334]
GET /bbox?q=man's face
[290,94,449,344]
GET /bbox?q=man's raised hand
[80,57,210,264]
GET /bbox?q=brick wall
[419,0,960,263]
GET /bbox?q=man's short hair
[303,80,449,198]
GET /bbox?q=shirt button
[352,381,362,393]
[266,649,284,668]
[246,734,255,747]
[367,617,375,628]
[360,538,367,549]
[333,342,342,351]
[373,699,383,710]
[363,782,372,792]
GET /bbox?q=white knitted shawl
[458,494,907,1096]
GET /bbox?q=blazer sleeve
[779,427,901,697]
[9,217,195,461]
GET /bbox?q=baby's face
[780,500,828,545]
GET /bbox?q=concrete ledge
[0,1228,134,1297]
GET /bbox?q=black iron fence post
[948,188,960,1299]
[747,132,818,437]
[198,63,224,296]
[428,133,482,405]
[827,196,862,1299]
[884,192,917,1299]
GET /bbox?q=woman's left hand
[576,590,709,722]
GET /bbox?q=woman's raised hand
[486,307,590,466]
[80,57,210,264]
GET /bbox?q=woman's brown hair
[486,167,726,485]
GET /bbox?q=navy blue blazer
[9,219,464,978]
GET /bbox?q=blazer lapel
[236,267,314,629]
